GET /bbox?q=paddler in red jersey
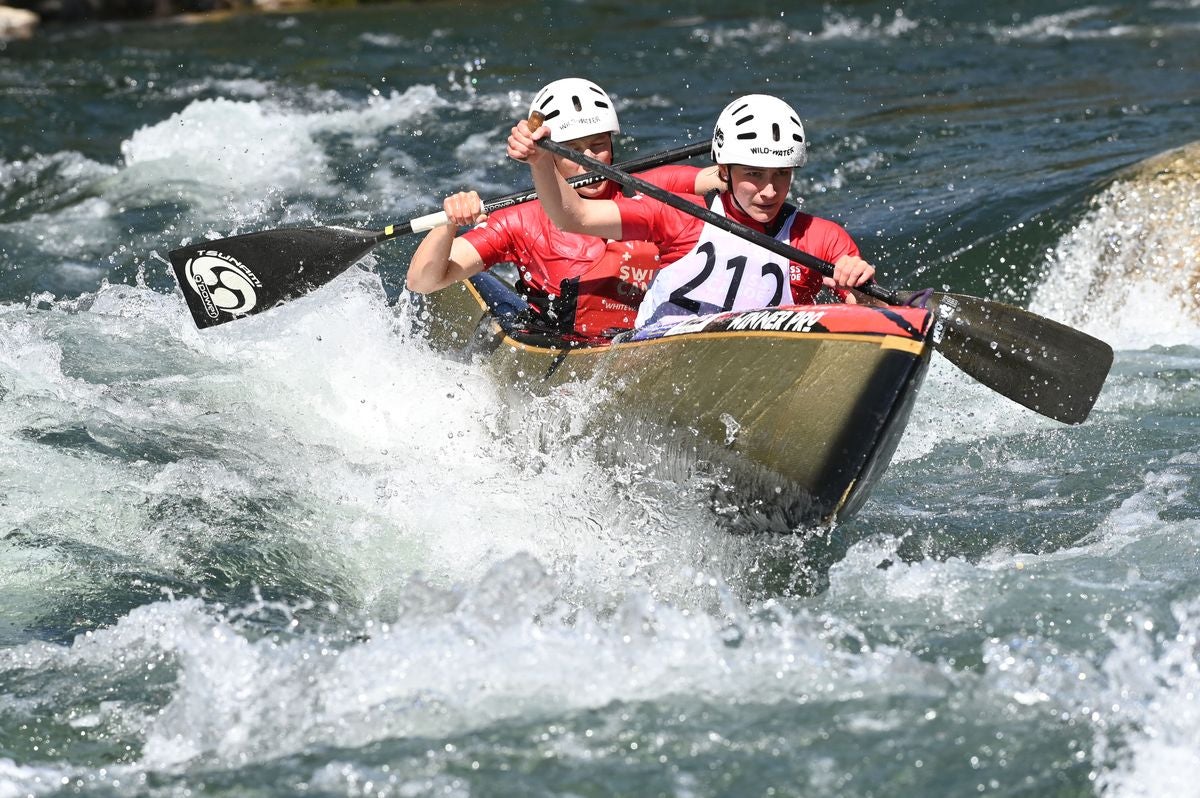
[506,93,878,328]
[405,78,725,338]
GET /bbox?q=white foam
[815,520,1200,797]
[1028,168,1200,350]
[163,77,277,102]
[365,115,512,218]
[109,84,450,222]
[1071,461,1200,559]
[1,272,965,770]
[0,758,68,798]
[0,576,944,769]
[820,535,988,623]
[689,10,917,50]
[890,353,1061,464]
[308,84,449,146]
[1093,597,1200,797]
[0,150,115,207]
[990,7,1134,42]
[120,97,336,203]
[813,9,919,41]
[3,267,746,613]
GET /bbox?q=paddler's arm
[693,165,726,194]
[405,191,488,293]
[507,118,624,240]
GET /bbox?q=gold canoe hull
[418,274,932,530]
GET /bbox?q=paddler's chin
[574,180,609,199]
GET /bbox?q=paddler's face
[725,165,794,223]
[555,133,614,198]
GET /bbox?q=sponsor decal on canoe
[725,308,826,333]
[183,251,263,320]
[655,312,723,337]
[634,304,931,343]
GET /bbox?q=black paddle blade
[168,226,382,328]
[923,292,1113,424]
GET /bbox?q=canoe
[165,165,1108,532]
[417,272,933,531]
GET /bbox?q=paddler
[405,77,725,338]
[506,93,878,327]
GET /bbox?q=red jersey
[616,191,860,304]
[461,164,701,337]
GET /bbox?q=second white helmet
[530,78,620,141]
[712,94,807,168]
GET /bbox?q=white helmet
[529,78,620,141]
[711,94,807,168]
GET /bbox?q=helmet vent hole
[571,96,583,112]
[771,123,781,142]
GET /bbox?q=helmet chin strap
[719,165,760,222]
[729,192,754,218]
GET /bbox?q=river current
[2,1,1199,795]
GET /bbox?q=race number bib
[636,200,797,327]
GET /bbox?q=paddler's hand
[830,254,875,289]
[443,191,487,227]
[507,118,550,165]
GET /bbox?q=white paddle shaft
[408,210,451,232]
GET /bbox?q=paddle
[528,116,1113,424]
[168,139,713,329]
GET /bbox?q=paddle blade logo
[181,251,263,322]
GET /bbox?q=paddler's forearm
[406,227,484,293]
[405,224,457,293]
[529,156,625,240]
[528,156,587,233]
